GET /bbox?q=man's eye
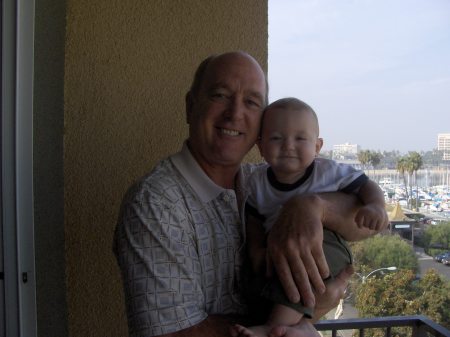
[246,99,262,109]
[270,136,282,141]
[247,99,260,107]
[211,91,228,99]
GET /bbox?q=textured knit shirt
[247,158,368,232]
[114,143,255,336]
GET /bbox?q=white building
[437,133,450,161]
[332,142,360,160]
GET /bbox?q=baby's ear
[256,137,263,153]
[316,137,324,155]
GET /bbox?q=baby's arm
[354,179,389,231]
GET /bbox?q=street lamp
[357,266,397,283]
[334,266,397,319]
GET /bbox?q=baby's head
[258,98,323,182]
[260,97,319,135]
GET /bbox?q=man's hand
[266,194,330,308]
[312,264,353,320]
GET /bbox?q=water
[366,168,450,188]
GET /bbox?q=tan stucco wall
[64,1,267,336]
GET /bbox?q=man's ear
[316,137,324,155]
[185,92,194,124]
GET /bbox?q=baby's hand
[354,204,388,231]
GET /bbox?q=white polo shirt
[114,143,255,336]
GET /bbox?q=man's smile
[218,127,242,136]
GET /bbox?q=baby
[231,97,387,337]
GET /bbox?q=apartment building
[332,142,360,160]
[438,133,450,161]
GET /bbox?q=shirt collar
[170,142,228,203]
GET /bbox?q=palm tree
[369,152,382,178]
[408,151,423,210]
[396,152,423,209]
[358,150,371,172]
[396,156,410,207]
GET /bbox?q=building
[438,133,450,161]
[332,142,360,160]
[1,2,268,336]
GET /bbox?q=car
[443,257,450,266]
[434,251,450,262]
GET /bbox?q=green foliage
[421,149,447,167]
[418,269,450,325]
[358,150,372,169]
[423,222,450,251]
[354,269,450,336]
[395,152,423,208]
[351,234,419,274]
[379,150,402,169]
[357,149,444,169]
[357,150,383,170]
[350,232,450,336]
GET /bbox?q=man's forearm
[157,315,246,337]
[318,192,379,241]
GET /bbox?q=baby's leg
[266,303,303,326]
[230,304,303,337]
[322,229,353,278]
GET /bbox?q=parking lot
[417,248,450,280]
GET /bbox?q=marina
[368,168,450,221]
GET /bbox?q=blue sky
[268,0,450,153]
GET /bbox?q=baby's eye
[270,136,282,141]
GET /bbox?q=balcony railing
[315,315,450,337]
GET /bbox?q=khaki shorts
[250,229,352,319]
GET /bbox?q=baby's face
[258,107,322,182]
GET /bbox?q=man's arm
[266,192,379,308]
[246,213,268,274]
[319,191,385,241]
[156,315,247,337]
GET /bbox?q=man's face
[186,53,266,171]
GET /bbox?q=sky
[268,0,450,153]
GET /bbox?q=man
[114,51,386,337]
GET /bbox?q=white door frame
[1,0,37,336]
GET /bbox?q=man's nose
[224,97,244,120]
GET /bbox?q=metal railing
[315,315,450,337]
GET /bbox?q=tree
[351,234,419,274]
[358,150,372,170]
[369,151,382,177]
[355,269,450,336]
[380,150,402,169]
[357,150,383,178]
[418,269,450,326]
[423,222,450,251]
[422,149,446,167]
[396,152,423,209]
[408,151,423,210]
[396,156,410,206]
